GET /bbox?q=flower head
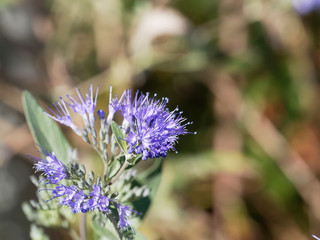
[98,195,110,213]
[52,185,85,213]
[116,203,137,232]
[44,101,81,136]
[47,181,113,215]
[65,83,99,127]
[28,147,116,216]
[28,147,68,184]
[111,89,195,160]
[69,190,86,213]
[45,83,99,134]
[87,184,103,211]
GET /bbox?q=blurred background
[1,0,320,239]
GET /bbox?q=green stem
[103,161,109,180]
[109,158,128,185]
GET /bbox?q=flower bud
[97,109,105,120]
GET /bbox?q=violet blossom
[111,89,195,160]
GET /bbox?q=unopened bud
[97,109,105,120]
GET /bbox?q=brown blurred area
[2,0,320,239]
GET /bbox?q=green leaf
[111,121,127,153]
[108,155,125,179]
[129,158,164,227]
[126,154,142,168]
[22,91,71,163]
[91,214,119,240]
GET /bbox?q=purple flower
[29,150,137,236]
[98,195,110,213]
[83,185,111,214]
[69,190,86,213]
[117,203,136,232]
[44,101,81,136]
[48,183,113,214]
[65,83,99,127]
[111,89,195,160]
[45,183,137,238]
[58,185,78,205]
[52,184,68,197]
[28,148,68,184]
[52,185,87,213]
[45,83,99,134]
[29,151,112,215]
[87,184,102,211]
[293,0,320,14]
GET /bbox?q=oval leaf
[22,91,71,163]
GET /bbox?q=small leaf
[22,91,71,164]
[110,121,127,153]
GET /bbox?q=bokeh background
[1,0,320,239]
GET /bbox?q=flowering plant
[22,84,195,239]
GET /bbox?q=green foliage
[130,158,164,225]
[22,91,71,163]
[111,121,128,154]
[92,214,119,240]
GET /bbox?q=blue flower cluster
[45,85,194,161]
[51,184,111,214]
[28,147,67,184]
[111,89,195,160]
[28,149,136,232]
